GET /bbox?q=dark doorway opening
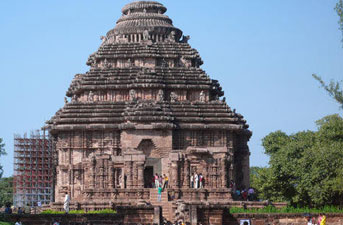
[144,166,154,188]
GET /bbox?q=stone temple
[46,1,251,220]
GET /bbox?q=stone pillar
[90,159,96,189]
[242,150,250,189]
[154,206,162,225]
[109,166,114,188]
[137,162,144,188]
[125,161,133,189]
[171,161,179,188]
[183,159,190,188]
[190,205,198,225]
[221,157,227,188]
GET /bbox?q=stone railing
[167,188,232,204]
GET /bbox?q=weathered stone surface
[46,1,252,222]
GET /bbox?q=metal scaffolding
[13,130,54,207]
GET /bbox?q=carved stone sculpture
[175,200,189,224]
[129,89,136,101]
[157,89,164,101]
[181,35,190,43]
[72,95,77,102]
[88,91,94,102]
[170,92,177,102]
[143,30,150,41]
[167,31,176,42]
[199,91,205,102]
[100,35,107,45]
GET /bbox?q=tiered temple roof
[47,0,250,135]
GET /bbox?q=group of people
[234,187,255,201]
[152,173,169,189]
[190,173,204,188]
[152,174,169,202]
[307,213,326,225]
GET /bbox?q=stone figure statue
[170,92,178,102]
[100,36,107,45]
[129,89,136,101]
[64,97,68,104]
[157,89,164,101]
[167,31,176,42]
[180,56,187,67]
[64,193,70,213]
[175,200,189,224]
[199,91,205,102]
[181,35,190,43]
[88,91,94,102]
[103,59,111,68]
[116,34,128,43]
[72,95,77,102]
[143,30,150,41]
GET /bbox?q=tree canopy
[336,0,343,43]
[0,177,13,207]
[312,74,343,109]
[250,114,343,207]
[0,138,6,179]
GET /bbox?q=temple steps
[149,188,173,222]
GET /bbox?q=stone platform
[3,210,343,225]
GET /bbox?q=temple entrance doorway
[144,158,161,188]
[138,139,162,188]
[144,166,154,188]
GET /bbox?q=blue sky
[0,0,342,178]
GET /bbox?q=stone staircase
[149,188,173,222]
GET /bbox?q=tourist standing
[190,174,194,188]
[318,213,323,225]
[248,187,254,201]
[159,175,163,188]
[155,173,159,188]
[64,193,70,214]
[320,214,326,225]
[199,173,203,188]
[163,174,169,189]
[4,203,12,214]
[194,173,199,188]
[157,186,162,202]
[152,176,155,188]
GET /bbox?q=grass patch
[0,222,14,225]
[41,209,117,214]
[229,205,343,214]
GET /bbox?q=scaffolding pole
[13,129,54,207]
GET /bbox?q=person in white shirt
[194,173,199,189]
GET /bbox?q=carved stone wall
[48,1,252,215]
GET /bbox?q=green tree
[312,74,343,109]
[336,0,343,42]
[0,138,6,178]
[0,177,13,207]
[311,1,343,109]
[251,115,343,207]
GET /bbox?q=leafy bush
[87,209,117,214]
[0,222,14,225]
[229,205,343,214]
[41,209,117,214]
[41,209,65,214]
